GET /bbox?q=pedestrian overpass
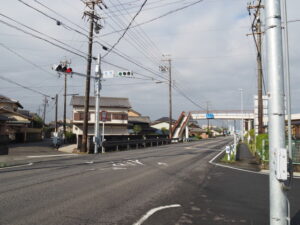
[172,110,255,141]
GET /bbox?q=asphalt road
[0,137,299,225]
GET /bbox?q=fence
[292,140,300,164]
[256,137,300,164]
[102,137,172,152]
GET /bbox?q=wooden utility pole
[82,0,103,153]
[248,1,264,134]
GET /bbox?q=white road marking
[0,162,33,170]
[209,147,300,179]
[157,162,168,166]
[113,167,127,170]
[27,154,77,158]
[133,204,181,225]
[128,159,144,165]
[85,161,94,164]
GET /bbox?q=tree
[161,127,169,135]
[133,125,142,134]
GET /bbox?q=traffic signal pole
[265,0,289,224]
[94,54,102,154]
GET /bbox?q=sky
[0,0,299,125]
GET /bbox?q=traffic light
[52,64,72,73]
[117,71,133,78]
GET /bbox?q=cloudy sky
[0,0,299,124]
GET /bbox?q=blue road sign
[206,113,214,119]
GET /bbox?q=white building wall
[151,122,170,130]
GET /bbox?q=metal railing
[102,138,174,152]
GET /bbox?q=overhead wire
[0,75,51,98]
[14,0,169,82]
[110,0,163,64]
[0,43,57,78]
[101,0,205,37]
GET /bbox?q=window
[73,112,90,121]
[112,113,128,120]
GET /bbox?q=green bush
[256,134,269,161]
[65,131,76,143]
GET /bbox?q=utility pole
[265,0,289,224]
[94,54,102,154]
[248,1,264,134]
[55,94,58,132]
[206,101,210,136]
[161,54,172,139]
[61,60,72,138]
[282,0,293,169]
[239,88,244,142]
[42,96,48,124]
[82,0,103,153]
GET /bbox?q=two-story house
[71,96,131,147]
[0,95,43,142]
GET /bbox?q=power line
[0,75,51,98]
[0,13,88,57]
[173,84,206,110]
[102,0,148,58]
[0,43,56,78]
[0,19,87,59]
[101,0,204,37]
[14,0,166,82]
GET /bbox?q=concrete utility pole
[94,54,102,154]
[239,88,244,142]
[82,0,103,153]
[206,101,210,135]
[265,0,289,224]
[248,1,264,134]
[282,0,293,163]
[55,94,58,132]
[62,60,71,138]
[42,96,48,124]
[161,54,172,139]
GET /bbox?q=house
[71,96,131,148]
[0,95,42,142]
[128,109,141,117]
[151,117,176,132]
[0,115,8,135]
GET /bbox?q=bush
[256,134,269,161]
[65,131,76,143]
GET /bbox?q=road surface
[0,137,299,225]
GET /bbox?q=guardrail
[102,138,178,152]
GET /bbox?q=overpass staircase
[172,111,191,141]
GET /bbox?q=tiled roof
[0,95,23,109]
[128,116,151,124]
[70,96,131,108]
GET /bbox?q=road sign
[206,113,214,119]
[102,70,115,79]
